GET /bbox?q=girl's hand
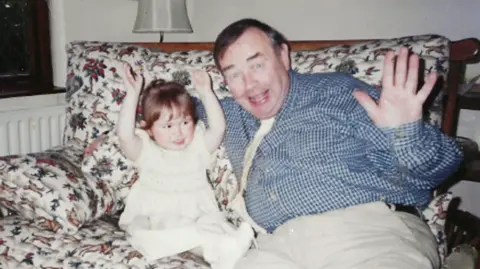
[191,69,213,98]
[123,63,144,94]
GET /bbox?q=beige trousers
[236,202,440,269]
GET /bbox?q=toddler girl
[116,63,253,268]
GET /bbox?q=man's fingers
[405,53,420,94]
[416,72,437,104]
[394,47,409,87]
[382,51,395,90]
[353,90,379,120]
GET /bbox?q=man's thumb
[353,90,378,119]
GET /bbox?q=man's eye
[229,72,240,80]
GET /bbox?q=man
[197,18,462,268]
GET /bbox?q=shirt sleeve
[193,97,208,127]
[380,119,463,189]
[349,78,464,190]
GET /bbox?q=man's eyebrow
[246,52,262,61]
[221,52,263,73]
[221,64,234,73]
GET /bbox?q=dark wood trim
[443,38,480,136]
[458,94,480,110]
[0,84,65,99]
[0,0,53,97]
[134,39,370,52]
[450,38,480,63]
[25,0,37,82]
[443,61,465,137]
[445,197,480,256]
[34,0,53,89]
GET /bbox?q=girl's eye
[166,125,172,129]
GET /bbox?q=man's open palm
[353,47,438,128]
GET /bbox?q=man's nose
[243,73,256,90]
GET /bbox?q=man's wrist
[381,120,424,148]
[197,88,215,100]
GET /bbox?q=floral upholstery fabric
[63,42,153,145]
[423,192,454,263]
[81,132,138,208]
[0,215,209,269]
[0,141,120,235]
[0,35,456,268]
[290,35,449,126]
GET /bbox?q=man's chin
[251,110,276,120]
[249,104,279,119]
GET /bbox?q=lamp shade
[133,0,193,33]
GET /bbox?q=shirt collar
[274,69,299,122]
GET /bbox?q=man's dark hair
[213,18,289,69]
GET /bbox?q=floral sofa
[0,34,471,269]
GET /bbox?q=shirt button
[269,191,277,201]
[380,196,386,201]
[395,129,405,138]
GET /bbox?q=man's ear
[140,120,147,129]
[280,43,291,70]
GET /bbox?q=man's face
[218,28,290,120]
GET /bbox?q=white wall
[18,0,480,215]
[58,0,480,77]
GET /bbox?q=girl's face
[147,108,195,151]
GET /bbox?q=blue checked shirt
[195,70,463,233]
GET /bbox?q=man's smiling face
[218,28,290,120]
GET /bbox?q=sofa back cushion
[64,42,152,145]
[65,35,449,146]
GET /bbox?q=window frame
[0,0,64,99]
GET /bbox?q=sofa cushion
[64,42,153,145]
[0,215,210,269]
[0,141,120,235]
[81,131,139,209]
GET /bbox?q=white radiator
[0,105,66,156]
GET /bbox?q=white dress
[119,122,254,268]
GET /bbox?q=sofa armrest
[445,198,480,253]
[0,141,120,235]
[443,198,480,269]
